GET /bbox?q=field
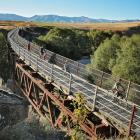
[0,21,36,30]
[36,21,140,31]
[0,20,140,31]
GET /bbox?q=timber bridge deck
[7,28,140,139]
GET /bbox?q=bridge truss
[11,54,110,139]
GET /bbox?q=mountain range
[0,13,140,23]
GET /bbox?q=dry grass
[0,21,36,30]
[0,20,140,31]
[36,22,140,31]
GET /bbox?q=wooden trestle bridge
[7,28,140,139]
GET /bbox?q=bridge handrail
[16,28,140,106]
[14,29,140,106]
[10,29,140,106]
[15,32,140,114]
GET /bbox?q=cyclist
[63,60,70,73]
[112,79,125,99]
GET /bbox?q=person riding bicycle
[40,47,46,59]
[112,79,125,99]
[63,60,70,73]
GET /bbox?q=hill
[0,13,140,23]
[29,15,117,23]
[0,14,27,21]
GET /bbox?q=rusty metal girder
[13,59,107,140]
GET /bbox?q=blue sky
[0,0,140,20]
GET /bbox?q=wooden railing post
[63,58,65,67]
[77,62,79,76]
[128,105,136,136]
[18,46,20,56]
[29,51,31,66]
[92,86,98,111]
[36,57,38,71]
[126,81,131,101]
[23,49,25,61]
[50,64,53,81]
[69,73,72,94]
[100,71,104,87]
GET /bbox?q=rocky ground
[0,88,69,140]
[0,108,69,140]
[0,88,28,131]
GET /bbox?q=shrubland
[35,27,113,60]
[89,34,140,84]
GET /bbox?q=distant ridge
[0,13,140,23]
[0,13,27,21]
[29,15,117,23]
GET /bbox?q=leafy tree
[87,30,113,51]
[112,34,140,84]
[0,32,10,82]
[73,30,91,55]
[90,34,121,73]
[38,28,90,60]
[36,27,114,60]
